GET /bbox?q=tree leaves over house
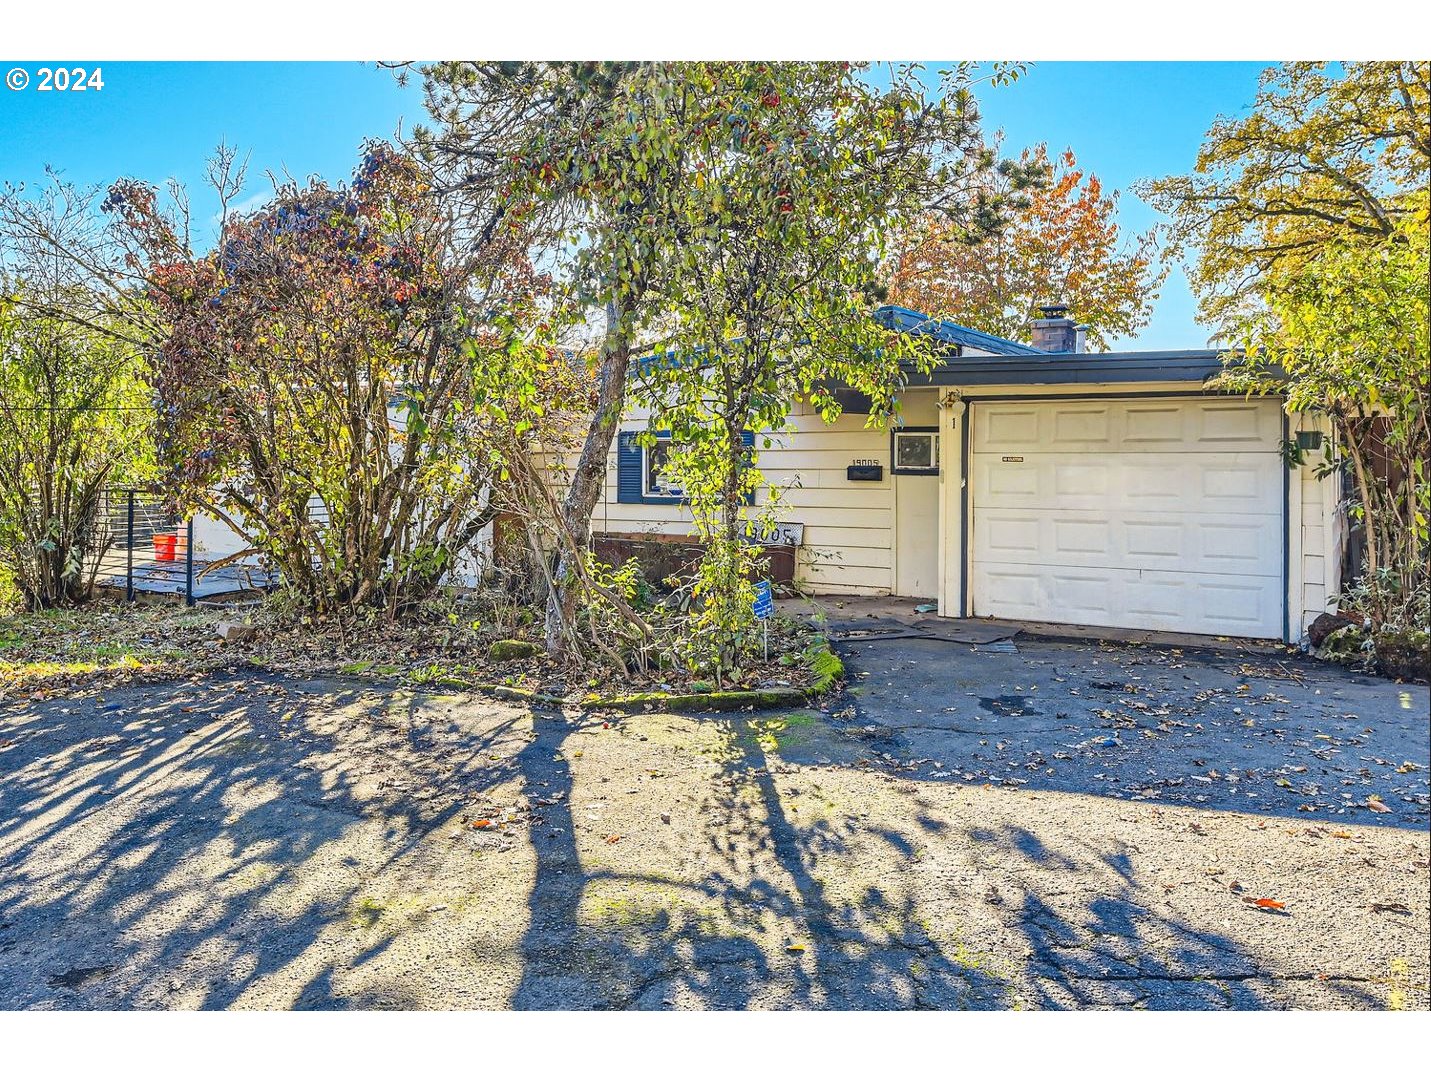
[1142,61,1429,635]
[889,143,1163,349]
[415,61,1028,666]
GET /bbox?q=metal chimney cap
[1037,303,1070,318]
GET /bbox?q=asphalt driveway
[1,640,1427,1010]
[829,621,1430,826]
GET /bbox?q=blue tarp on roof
[872,305,1048,356]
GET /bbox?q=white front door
[895,473,939,598]
[969,397,1284,638]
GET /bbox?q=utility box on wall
[846,462,883,482]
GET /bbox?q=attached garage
[967,396,1286,639]
[592,304,1343,645]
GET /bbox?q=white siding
[590,397,900,596]
[1294,413,1340,636]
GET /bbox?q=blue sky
[0,60,1270,349]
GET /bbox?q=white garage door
[970,397,1284,638]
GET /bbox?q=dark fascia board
[904,350,1227,386]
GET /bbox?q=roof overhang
[905,350,1226,387]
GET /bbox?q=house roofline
[904,350,1227,386]
[873,304,1047,357]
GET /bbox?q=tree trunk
[543,301,633,655]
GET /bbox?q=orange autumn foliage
[888,144,1166,351]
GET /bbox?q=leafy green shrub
[1333,571,1429,681]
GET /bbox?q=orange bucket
[153,533,177,562]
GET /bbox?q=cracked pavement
[1,653,1427,1010]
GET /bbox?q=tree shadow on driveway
[505,705,1401,1010]
[2,669,1419,1010]
[508,711,1015,1009]
[833,633,1430,831]
[0,671,528,1009]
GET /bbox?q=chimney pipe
[1074,324,1088,354]
[1031,303,1077,353]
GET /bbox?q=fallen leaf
[1331,830,1353,839]
[1366,796,1393,814]
[605,834,621,844]
[472,819,493,829]
[1243,897,1286,910]
[1371,902,1410,914]
[786,944,806,954]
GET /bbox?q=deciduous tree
[413,62,706,654]
[110,144,549,616]
[637,62,1021,672]
[889,143,1161,348]
[1142,62,1430,627]
[0,179,154,609]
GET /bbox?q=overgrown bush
[108,144,553,619]
[1337,570,1431,681]
[0,181,154,611]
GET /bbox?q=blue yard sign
[752,579,774,621]
[752,579,774,660]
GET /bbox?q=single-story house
[592,304,1345,644]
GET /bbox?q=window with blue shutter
[615,429,759,506]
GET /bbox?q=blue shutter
[616,431,643,504]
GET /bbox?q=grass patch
[0,603,224,695]
[804,640,845,694]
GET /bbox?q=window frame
[891,426,940,476]
[642,439,687,501]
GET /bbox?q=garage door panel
[1200,580,1278,631]
[1123,519,1187,563]
[1199,521,1280,571]
[979,407,1042,448]
[1052,406,1113,445]
[1124,465,1187,504]
[975,508,1280,576]
[1052,518,1110,555]
[1200,464,1268,504]
[1195,402,1280,446]
[974,454,1281,514]
[982,515,1041,555]
[1123,575,1187,622]
[1048,571,1114,615]
[975,564,1282,636]
[1123,403,1187,445]
[970,397,1284,639]
[982,461,1040,498]
[1054,462,1110,498]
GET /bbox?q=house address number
[1001,456,1025,463]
